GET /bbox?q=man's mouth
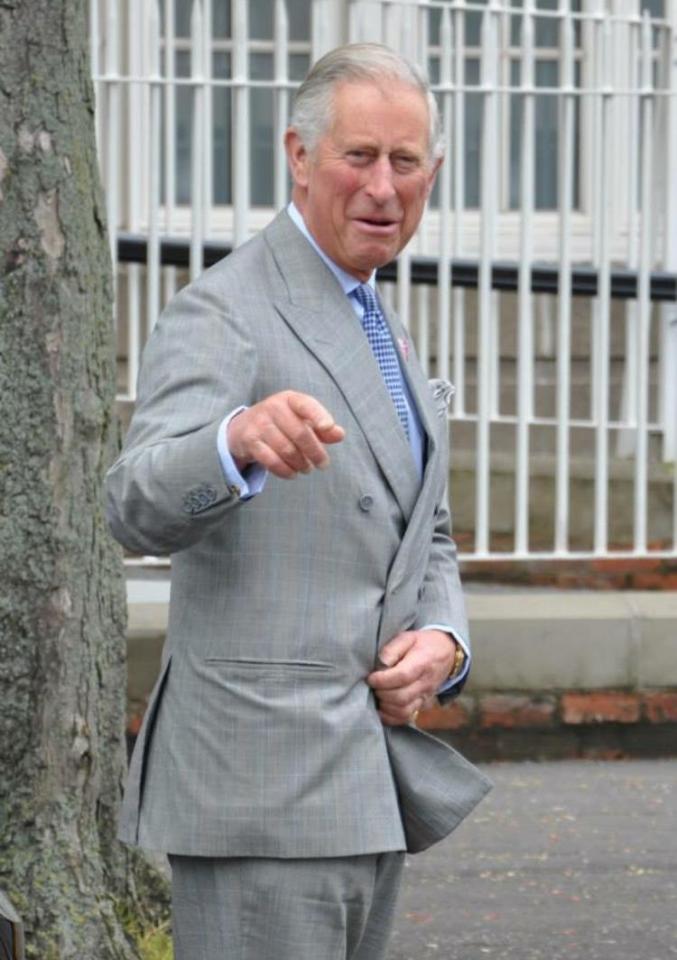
[354,217,400,233]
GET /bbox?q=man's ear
[284,128,310,188]
[426,156,443,198]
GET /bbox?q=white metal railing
[91,0,677,561]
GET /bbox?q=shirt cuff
[216,407,267,500]
[420,623,471,695]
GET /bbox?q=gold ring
[410,708,420,726]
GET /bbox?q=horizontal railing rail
[117,234,677,302]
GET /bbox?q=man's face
[286,80,441,281]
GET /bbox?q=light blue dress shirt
[216,203,470,694]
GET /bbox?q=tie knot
[353,283,380,316]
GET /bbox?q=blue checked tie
[353,284,409,438]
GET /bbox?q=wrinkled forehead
[323,78,432,148]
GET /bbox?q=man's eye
[346,150,370,164]
[393,156,418,172]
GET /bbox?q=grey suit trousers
[169,852,406,960]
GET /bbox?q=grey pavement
[390,758,677,960]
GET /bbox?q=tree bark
[0,3,164,957]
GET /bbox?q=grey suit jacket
[107,210,491,857]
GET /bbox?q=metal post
[476,1,500,555]
[554,5,574,554]
[190,0,205,280]
[633,13,655,553]
[273,0,290,213]
[515,1,535,554]
[147,0,161,329]
[232,0,250,247]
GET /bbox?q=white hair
[290,43,443,162]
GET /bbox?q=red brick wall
[416,689,677,759]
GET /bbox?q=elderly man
[107,42,490,960]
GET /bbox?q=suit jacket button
[359,494,374,512]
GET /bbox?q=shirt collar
[287,202,376,296]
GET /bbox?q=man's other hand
[366,629,456,726]
[227,390,345,479]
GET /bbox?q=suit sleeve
[410,385,470,681]
[413,492,469,643]
[413,491,471,698]
[106,278,257,556]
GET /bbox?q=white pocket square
[428,378,455,417]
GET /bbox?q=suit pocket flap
[203,657,333,677]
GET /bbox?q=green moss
[138,923,173,960]
[116,896,172,960]
[122,914,172,960]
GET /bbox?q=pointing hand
[227,390,345,479]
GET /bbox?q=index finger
[367,654,423,691]
[285,392,338,433]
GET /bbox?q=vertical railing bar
[555,3,574,554]
[273,0,290,212]
[232,0,250,247]
[147,0,162,330]
[127,1,147,228]
[164,0,178,305]
[394,0,414,339]
[593,15,613,554]
[190,0,205,281]
[589,0,604,425]
[104,0,124,400]
[634,13,654,554]
[626,14,641,308]
[576,4,595,231]
[515,0,534,554]
[658,9,677,481]
[476,2,499,555]
[489,2,502,422]
[497,0,511,231]
[436,6,453,383]
[202,0,213,238]
[649,26,663,271]
[662,10,677,548]
[452,3,466,417]
[617,14,640,457]
[417,2,432,261]
[126,0,145,400]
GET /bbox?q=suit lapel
[375,298,449,598]
[380,299,438,468]
[265,213,421,519]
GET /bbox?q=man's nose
[364,156,396,203]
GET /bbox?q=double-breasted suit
[107,210,491,859]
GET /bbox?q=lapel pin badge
[397,336,410,362]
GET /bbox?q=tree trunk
[0,3,164,957]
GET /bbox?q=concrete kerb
[464,589,677,691]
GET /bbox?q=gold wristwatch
[448,642,466,681]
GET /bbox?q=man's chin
[347,242,400,276]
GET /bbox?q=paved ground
[390,759,677,960]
